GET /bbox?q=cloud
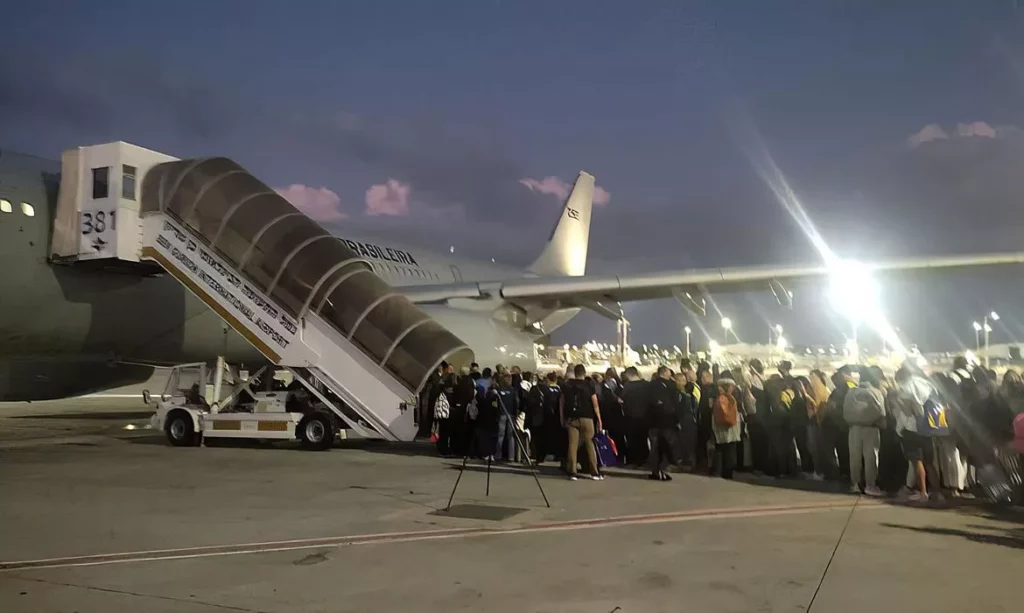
[519,176,571,199]
[907,121,1002,148]
[365,179,411,216]
[955,121,997,138]
[519,175,612,206]
[275,184,346,221]
[907,123,948,148]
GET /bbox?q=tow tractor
[145,360,342,450]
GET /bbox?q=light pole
[683,326,691,356]
[973,321,982,354]
[984,311,999,368]
[722,317,733,343]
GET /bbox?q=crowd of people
[421,355,1024,501]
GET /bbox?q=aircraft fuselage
[0,150,556,400]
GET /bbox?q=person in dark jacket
[435,368,458,456]
[478,379,501,461]
[620,367,651,467]
[821,366,856,480]
[450,368,476,457]
[420,365,444,437]
[648,365,680,481]
[595,373,626,462]
[536,372,565,463]
[695,366,716,472]
[677,368,700,469]
[493,372,520,461]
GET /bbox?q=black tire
[165,410,198,447]
[298,412,334,451]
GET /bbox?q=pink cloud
[908,121,1002,148]
[519,176,571,199]
[519,175,612,206]
[275,184,347,222]
[907,123,948,148]
[955,121,997,138]
[365,179,411,217]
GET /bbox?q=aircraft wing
[401,252,1024,315]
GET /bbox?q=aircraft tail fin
[527,171,594,277]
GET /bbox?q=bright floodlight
[721,317,732,330]
[973,321,982,332]
[684,326,691,334]
[991,311,1000,321]
[777,335,788,351]
[709,340,720,353]
[775,324,783,334]
[828,259,878,324]
[984,323,992,332]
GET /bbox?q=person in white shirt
[893,367,934,501]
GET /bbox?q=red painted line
[0,500,876,572]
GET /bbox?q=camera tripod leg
[486,454,492,496]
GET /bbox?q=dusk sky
[5,1,1024,352]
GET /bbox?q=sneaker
[849,484,862,494]
[864,486,884,497]
[660,472,673,481]
[808,473,825,482]
[908,492,929,502]
[648,473,662,480]
[568,475,579,481]
[588,474,603,481]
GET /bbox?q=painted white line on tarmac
[1,500,882,572]
[80,394,145,399]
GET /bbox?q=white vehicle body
[148,363,340,450]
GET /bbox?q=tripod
[445,391,551,510]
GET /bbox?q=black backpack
[563,379,591,419]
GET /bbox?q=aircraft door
[450,265,462,282]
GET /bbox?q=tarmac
[0,397,1020,613]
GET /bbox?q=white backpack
[433,392,450,420]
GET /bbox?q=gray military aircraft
[3,144,1023,402]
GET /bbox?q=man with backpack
[843,367,887,496]
[559,364,603,481]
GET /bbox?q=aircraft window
[21,202,34,217]
[92,167,110,199]
[0,199,11,213]
[122,165,137,200]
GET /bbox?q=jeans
[496,412,517,460]
[566,417,599,476]
[849,425,880,488]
